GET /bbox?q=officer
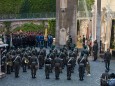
[67,57,73,80]
[14,55,21,78]
[104,48,111,71]
[77,53,86,81]
[54,56,61,80]
[100,70,110,86]
[45,56,52,79]
[30,53,38,78]
[93,40,98,61]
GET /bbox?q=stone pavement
[0,56,115,86]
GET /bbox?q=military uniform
[30,55,38,78]
[54,57,61,80]
[67,58,73,80]
[45,57,51,79]
[14,56,21,78]
[78,56,86,81]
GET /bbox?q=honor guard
[1,55,7,72]
[54,56,61,80]
[67,57,73,80]
[77,53,86,81]
[45,56,52,79]
[6,54,12,74]
[30,53,38,78]
[14,55,21,78]
[38,48,44,69]
[22,54,29,72]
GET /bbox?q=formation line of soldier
[1,44,91,81]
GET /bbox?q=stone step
[0,72,6,79]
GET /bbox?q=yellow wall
[101,0,115,11]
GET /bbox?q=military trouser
[45,64,51,79]
[11,64,14,72]
[31,65,37,78]
[22,63,27,72]
[14,65,20,78]
[67,64,72,80]
[7,65,11,74]
[1,64,6,72]
[79,66,85,81]
[55,66,60,80]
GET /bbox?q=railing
[0,12,56,20]
[77,11,92,18]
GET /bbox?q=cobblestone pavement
[0,49,115,86]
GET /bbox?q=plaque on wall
[59,28,67,45]
[60,0,67,9]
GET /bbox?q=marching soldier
[54,56,61,80]
[45,56,52,79]
[77,53,86,81]
[14,55,21,78]
[47,50,55,73]
[1,55,7,72]
[38,48,44,69]
[67,57,73,80]
[30,53,38,78]
[22,54,29,72]
[6,54,12,74]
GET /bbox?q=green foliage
[13,23,45,32]
[0,0,56,14]
[48,19,56,37]
[86,0,94,10]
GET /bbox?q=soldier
[1,55,7,72]
[22,54,29,72]
[93,40,98,61]
[100,70,110,86]
[6,54,12,74]
[14,55,21,78]
[38,48,44,69]
[47,50,55,73]
[66,57,73,80]
[104,49,111,71]
[54,56,61,80]
[30,53,38,78]
[45,56,52,79]
[77,53,86,81]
